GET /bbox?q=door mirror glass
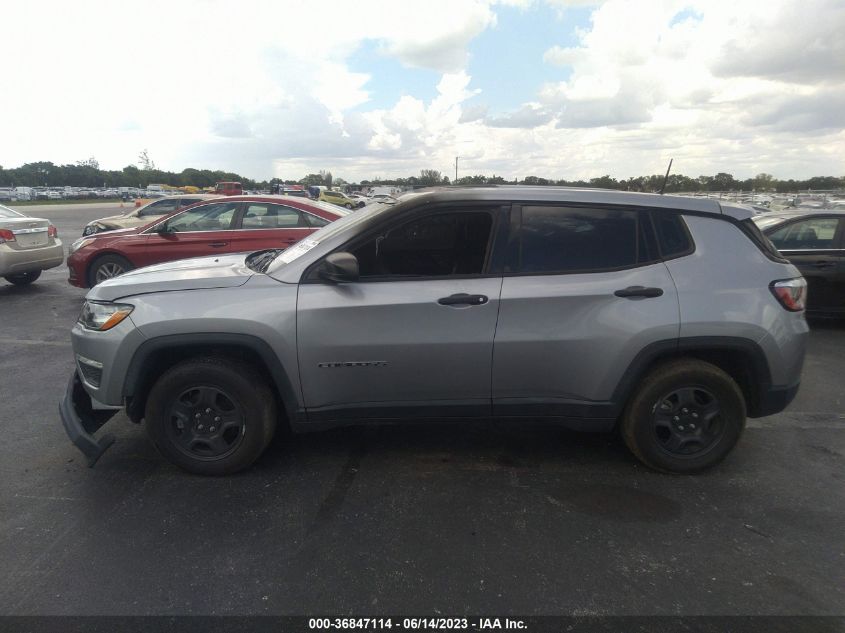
[318,252,359,283]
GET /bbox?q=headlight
[78,301,134,331]
[70,237,95,254]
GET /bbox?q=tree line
[1,160,842,194]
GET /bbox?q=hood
[95,212,136,224]
[86,253,254,301]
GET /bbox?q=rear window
[0,204,23,218]
[515,206,642,273]
[653,213,692,258]
[740,218,789,262]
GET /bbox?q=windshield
[0,204,24,219]
[265,200,396,274]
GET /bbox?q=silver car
[60,187,809,475]
[0,204,64,285]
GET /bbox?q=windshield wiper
[246,248,283,273]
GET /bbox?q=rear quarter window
[652,213,693,258]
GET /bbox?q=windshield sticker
[279,238,319,264]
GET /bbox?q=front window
[351,211,493,278]
[140,198,180,217]
[767,217,840,250]
[157,201,239,232]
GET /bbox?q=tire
[144,357,277,475]
[88,254,133,286]
[4,270,41,285]
[621,359,746,474]
[344,203,353,209]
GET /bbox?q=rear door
[138,201,241,267]
[767,215,845,313]
[492,205,680,421]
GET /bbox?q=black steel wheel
[622,359,746,473]
[145,357,277,475]
[164,385,246,460]
[651,386,723,456]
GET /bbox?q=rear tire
[4,270,41,285]
[88,254,133,286]
[145,357,277,475]
[621,359,746,473]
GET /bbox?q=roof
[400,185,728,215]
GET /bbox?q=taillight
[0,229,15,244]
[48,225,58,238]
[770,278,807,312]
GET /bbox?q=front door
[140,201,241,267]
[297,207,504,421]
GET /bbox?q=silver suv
[60,187,809,475]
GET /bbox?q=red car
[67,196,350,288]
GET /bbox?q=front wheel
[344,203,353,209]
[4,270,41,285]
[621,359,746,473]
[88,254,133,286]
[145,357,277,475]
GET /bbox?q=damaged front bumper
[59,371,118,466]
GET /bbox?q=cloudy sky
[2,0,844,181]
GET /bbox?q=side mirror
[154,222,173,234]
[318,252,359,283]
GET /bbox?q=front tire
[145,357,277,475]
[88,254,133,286]
[4,270,41,285]
[621,359,746,473]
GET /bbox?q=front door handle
[208,241,228,248]
[812,261,835,269]
[614,286,664,298]
[437,293,489,306]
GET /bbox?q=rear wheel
[621,359,746,473]
[344,203,353,209]
[145,357,277,475]
[88,254,133,286]
[4,270,41,285]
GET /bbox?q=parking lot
[1,202,843,616]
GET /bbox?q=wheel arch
[122,333,300,427]
[613,336,773,419]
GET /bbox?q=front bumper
[59,371,118,466]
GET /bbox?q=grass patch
[6,198,124,206]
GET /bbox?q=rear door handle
[208,241,228,248]
[812,261,835,269]
[437,293,489,306]
[614,286,664,298]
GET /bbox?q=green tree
[419,169,442,186]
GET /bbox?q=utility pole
[455,156,459,184]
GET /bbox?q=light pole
[455,156,459,184]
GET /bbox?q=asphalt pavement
[0,203,843,616]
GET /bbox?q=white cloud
[0,0,842,183]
